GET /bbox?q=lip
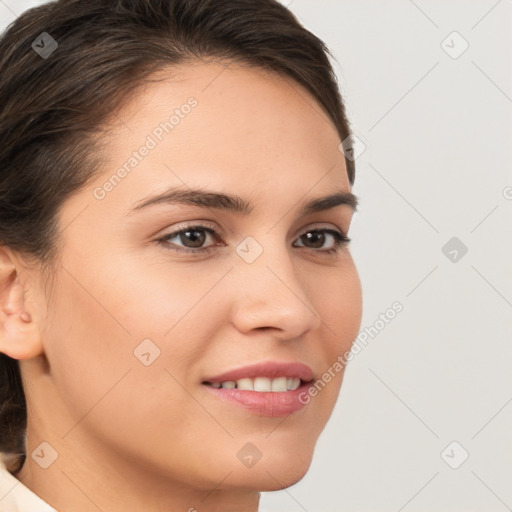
[202,361,314,417]
[202,361,314,383]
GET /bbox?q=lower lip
[202,382,312,417]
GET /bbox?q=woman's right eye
[156,225,223,253]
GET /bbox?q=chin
[226,448,314,492]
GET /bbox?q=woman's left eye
[293,229,351,253]
[156,225,350,254]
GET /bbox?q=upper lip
[202,361,314,384]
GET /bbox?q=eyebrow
[127,187,358,216]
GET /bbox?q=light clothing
[0,458,56,512]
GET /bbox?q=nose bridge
[230,233,321,337]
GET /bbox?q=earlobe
[0,247,44,360]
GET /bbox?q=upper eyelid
[159,221,218,236]
[159,221,346,238]
[158,222,348,247]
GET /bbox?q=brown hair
[0,0,356,475]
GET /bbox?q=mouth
[201,362,315,417]
[203,376,306,391]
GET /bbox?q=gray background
[1,1,511,511]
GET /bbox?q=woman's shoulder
[0,455,57,512]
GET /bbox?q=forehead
[105,60,343,158]
[81,60,350,219]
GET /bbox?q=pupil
[304,231,324,248]
[181,229,206,248]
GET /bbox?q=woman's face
[21,61,362,493]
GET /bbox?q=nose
[230,243,322,340]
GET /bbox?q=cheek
[311,259,363,352]
[42,271,137,424]
[41,267,224,477]
[288,260,362,427]
[311,262,362,401]
[108,256,232,336]
[43,259,228,419]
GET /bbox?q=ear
[0,246,44,360]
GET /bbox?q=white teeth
[288,377,301,391]
[254,377,271,392]
[271,376,288,392]
[210,376,303,392]
[236,378,253,391]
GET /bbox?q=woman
[0,0,362,510]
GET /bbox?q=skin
[0,60,362,512]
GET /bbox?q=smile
[204,376,302,392]
[201,362,315,417]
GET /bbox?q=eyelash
[155,223,351,256]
